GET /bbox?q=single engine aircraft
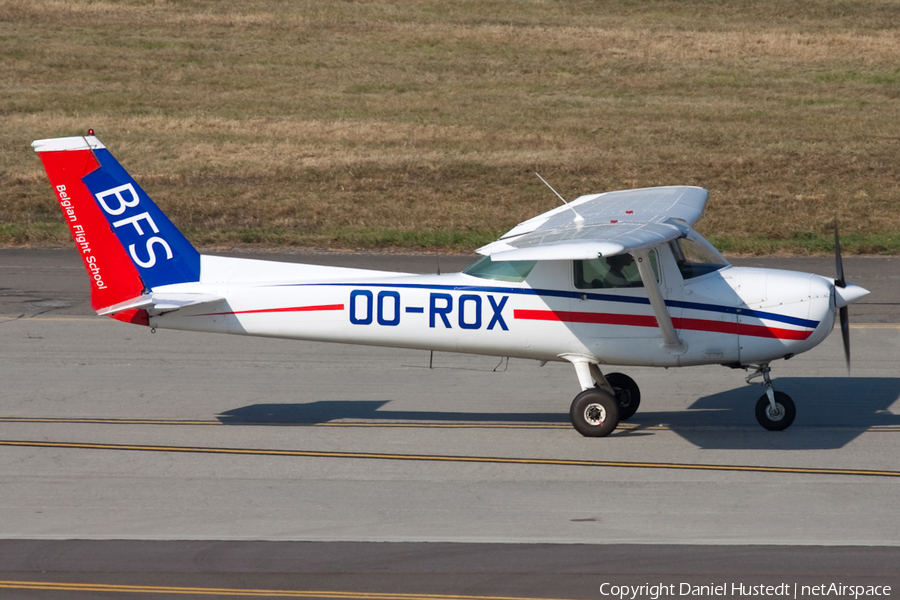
[32,134,871,436]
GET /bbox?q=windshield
[463,256,536,282]
[669,232,729,280]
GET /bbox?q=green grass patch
[4,0,900,255]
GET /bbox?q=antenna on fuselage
[535,173,584,223]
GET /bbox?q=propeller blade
[834,221,845,288]
[840,305,850,372]
[834,221,850,372]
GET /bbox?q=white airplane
[32,134,870,437]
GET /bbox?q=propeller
[833,222,851,371]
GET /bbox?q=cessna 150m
[33,134,870,437]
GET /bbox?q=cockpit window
[463,256,536,282]
[574,251,658,289]
[670,233,729,280]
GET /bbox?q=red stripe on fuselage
[731,322,811,341]
[516,309,659,329]
[514,309,812,341]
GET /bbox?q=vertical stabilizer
[32,135,201,321]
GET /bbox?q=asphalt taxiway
[1,249,898,597]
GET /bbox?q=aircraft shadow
[217,400,569,426]
[218,378,900,450]
[630,377,900,450]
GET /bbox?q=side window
[574,251,658,289]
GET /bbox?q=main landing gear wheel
[755,392,796,431]
[604,372,641,421]
[570,389,619,437]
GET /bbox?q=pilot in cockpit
[602,254,635,287]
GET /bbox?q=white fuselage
[151,249,837,369]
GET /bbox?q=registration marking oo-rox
[209,285,814,340]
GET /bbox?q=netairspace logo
[599,583,892,600]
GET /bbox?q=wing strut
[632,249,686,354]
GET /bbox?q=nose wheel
[747,364,796,431]
[755,391,796,431]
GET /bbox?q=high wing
[478,186,708,261]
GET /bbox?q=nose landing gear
[747,364,796,431]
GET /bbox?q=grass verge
[2,0,899,255]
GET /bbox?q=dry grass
[2,0,899,253]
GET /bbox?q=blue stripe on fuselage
[272,281,821,330]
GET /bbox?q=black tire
[755,392,796,431]
[570,389,620,437]
[605,372,641,421]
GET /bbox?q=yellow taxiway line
[0,581,580,600]
[0,439,897,478]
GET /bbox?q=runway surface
[1,249,898,597]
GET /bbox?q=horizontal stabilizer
[97,292,225,316]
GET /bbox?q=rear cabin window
[463,256,537,282]
[574,251,658,289]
